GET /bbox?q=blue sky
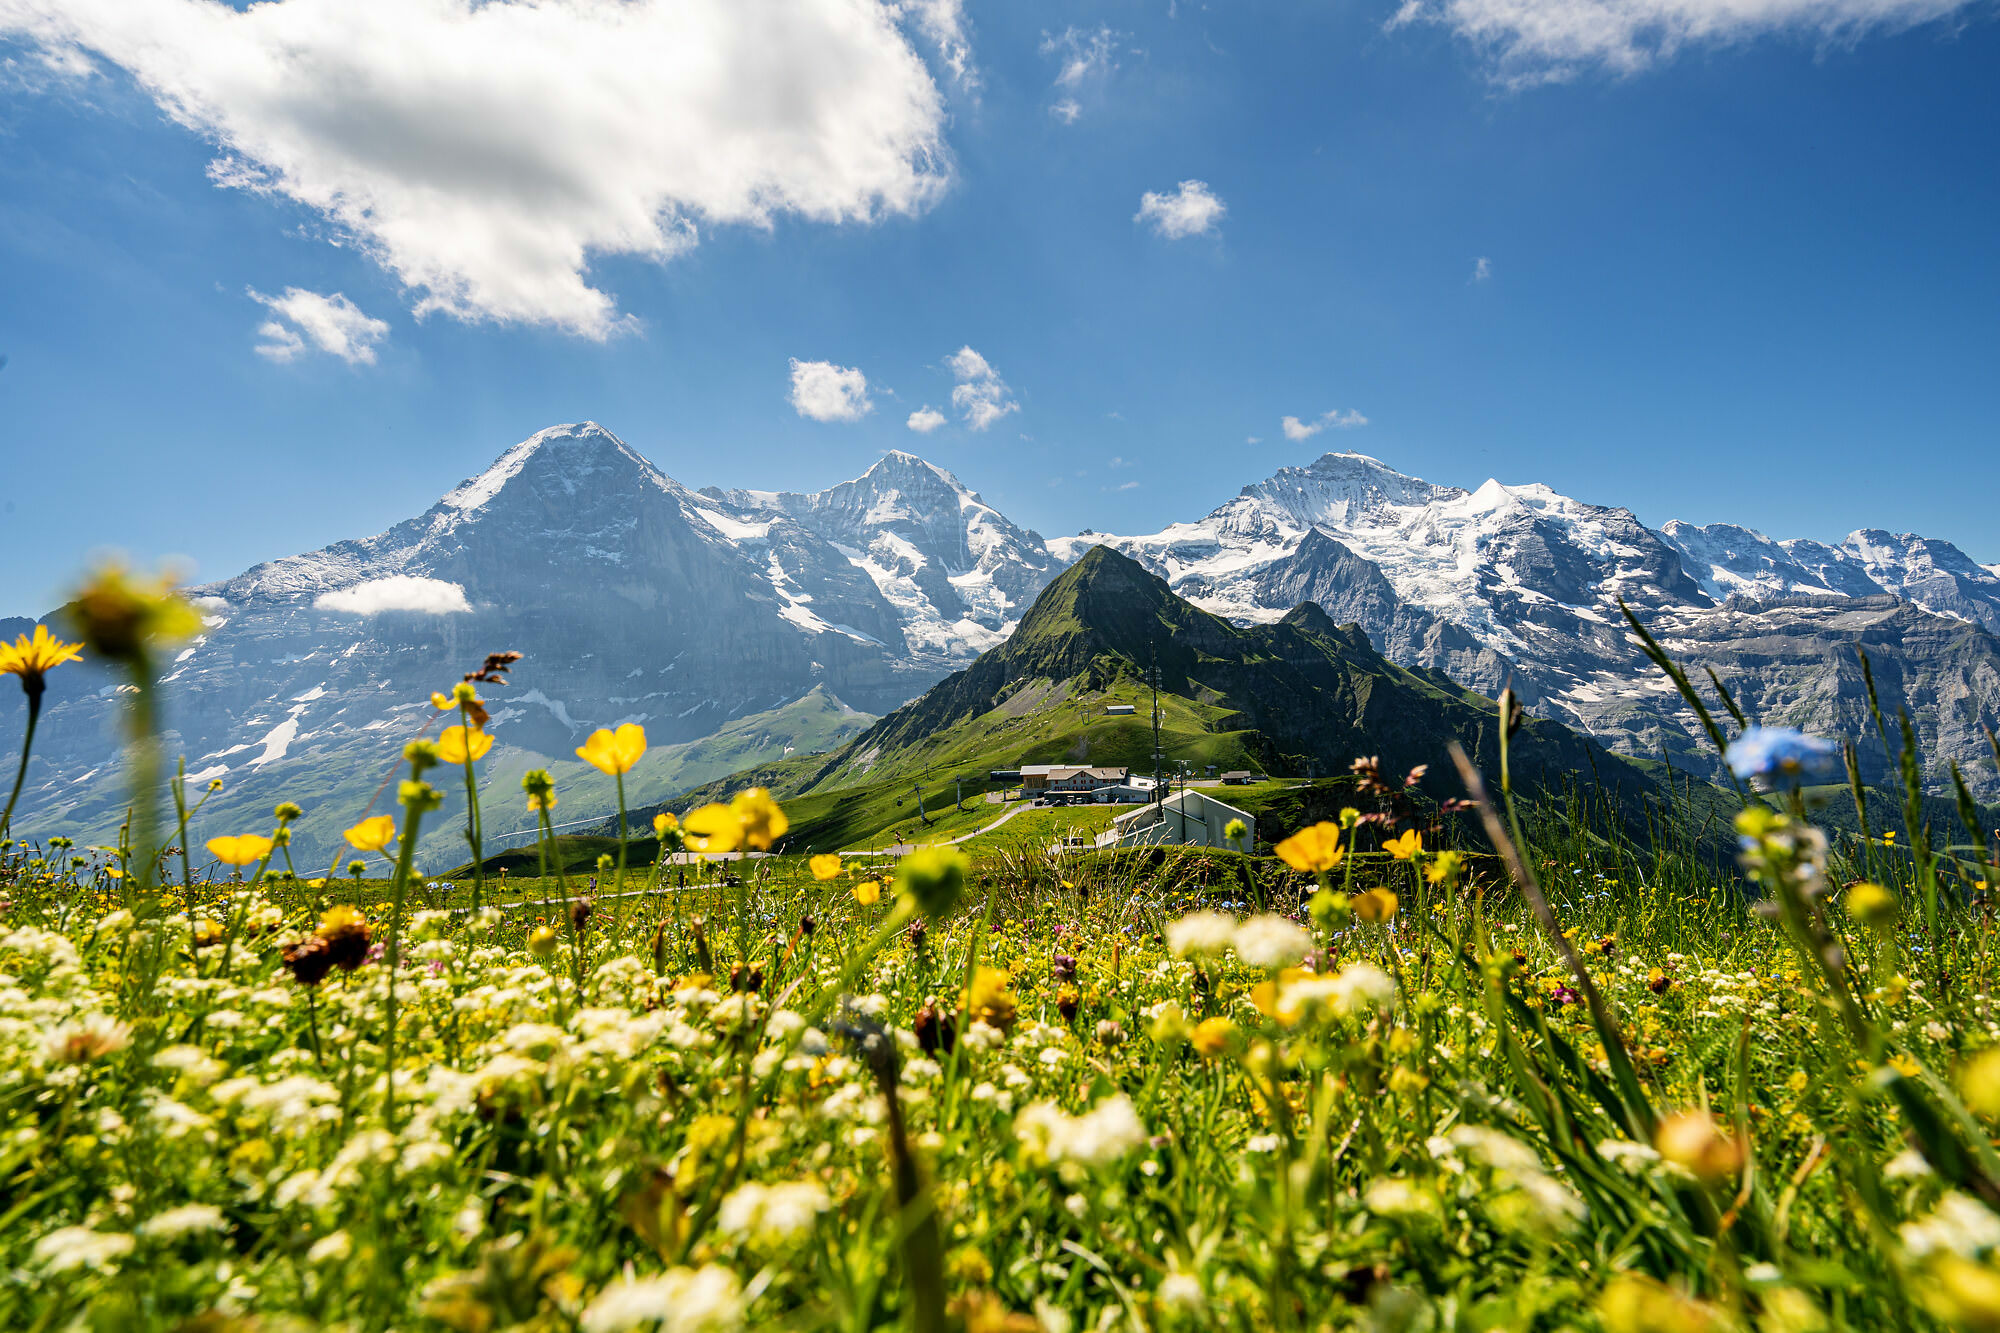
[2,0,1996,618]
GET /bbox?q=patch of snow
[516,689,577,731]
[695,507,773,543]
[250,713,303,767]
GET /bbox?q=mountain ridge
[778,545,1705,847]
[6,423,1998,868]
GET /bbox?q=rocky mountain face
[1053,451,2000,796]
[0,425,1034,865]
[808,546,1704,840]
[7,425,1997,867]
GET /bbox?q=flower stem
[382,796,428,1135]
[0,684,41,841]
[459,703,486,913]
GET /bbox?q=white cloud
[945,345,1017,431]
[1114,480,1140,491]
[899,0,977,90]
[248,287,388,364]
[1135,180,1225,239]
[1281,409,1369,441]
[1387,0,1974,84]
[1039,25,1119,121]
[788,359,872,423]
[907,405,947,433]
[3,0,958,338]
[315,576,470,616]
[1471,256,1492,283]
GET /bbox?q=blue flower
[1725,727,1842,787]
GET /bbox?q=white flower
[1595,1139,1662,1171]
[1232,915,1311,968]
[1038,1047,1068,1067]
[1328,962,1396,1015]
[44,1013,131,1064]
[1364,1178,1437,1220]
[139,1204,226,1239]
[581,1265,744,1332]
[33,1226,134,1272]
[151,1044,224,1086]
[1014,1094,1147,1169]
[498,1022,569,1054]
[307,1231,353,1263]
[716,1181,830,1244]
[1157,1271,1205,1313]
[1883,1147,1933,1181]
[1165,911,1236,958]
[1902,1192,2000,1258]
[964,1020,1006,1051]
[1245,1134,1282,1153]
[1448,1126,1543,1177]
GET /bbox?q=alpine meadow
[3,2,2000,1332]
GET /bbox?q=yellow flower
[1351,889,1399,923]
[653,811,678,837]
[732,788,787,849]
[1190,1016,1237,1058]
[1424,850,1463,886]
[1387,1066,1430,1096]
[853,879,882,905]
[528,791,557,812]
[430,692,454,710]
[1962,1048,2000,1118]
[1384,829,1423,860]
[810,853,843,881]
[684,788,789,852]
[0,624,84,696]
[436,725,493,765]
[206,834,274,867]
[1598,1274,1723,1333]
[1845,881,1898,930]
[344,816,397,852]
[1274,822,1343,873]
[895,845,967,918]
[684,804,743,852]
[576,723,647,776]
[1654,1110,1744,1182]
[964,966,1018,1031]
[527,925,559,960]
[1250,968,1316,1026]
[64,562,202,664]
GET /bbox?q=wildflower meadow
[5,565,2000,1333]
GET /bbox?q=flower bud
[895,846,968,920]
[1845,881,1898,931]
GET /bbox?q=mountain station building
[1100,790,1254,850]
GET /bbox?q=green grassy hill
[633,547,1734,855]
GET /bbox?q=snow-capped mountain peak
[439,421,652,511]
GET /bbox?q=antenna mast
[1150,646,1164,807]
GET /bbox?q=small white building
[1104,703,1136,715]
[1098,790,1254,851]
